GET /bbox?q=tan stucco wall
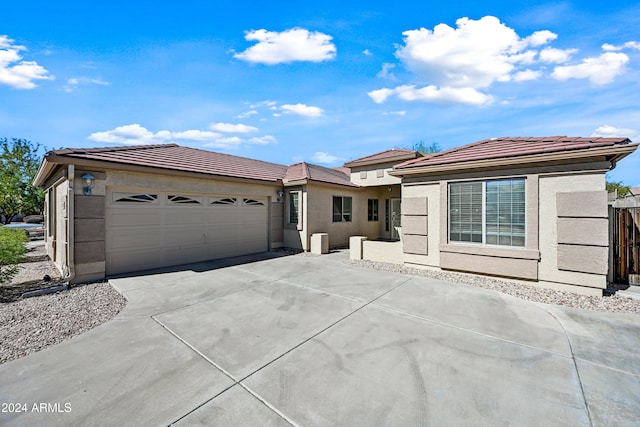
[399,167,609,294]
[538,172,608,290]
[401,182,441,268]
[106,170,280,197]
[350,162,402,186]
[304,184,380,249]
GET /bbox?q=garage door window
[168,194,202,204]
[211,197,237,205]
[243,198,265,206]
[113,193,158,204]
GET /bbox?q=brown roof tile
[49,144,289,182]
[285,162,356,187]
[394,136,634,169]
[344,148,420,167]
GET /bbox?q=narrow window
[368,199,379,221]
[288,192,300,224]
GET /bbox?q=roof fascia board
[389,145,638,177]
[40,154,283,186]
[344,153,418,168]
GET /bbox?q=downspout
[64,164,76,283]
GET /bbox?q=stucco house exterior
[34,136,637,295]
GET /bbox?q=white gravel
[0,282,126,365]
[350,259,640,315]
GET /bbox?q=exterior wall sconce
[81,173,96,195]
[276,190,284,202]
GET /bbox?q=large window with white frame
[448,178,525,247]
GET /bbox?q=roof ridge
[56,143,179,155]
[181,145,288,168]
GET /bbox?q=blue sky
[2,1,639,185]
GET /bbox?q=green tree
[410,141,441,154]
[0,138,45,224]
[606,180,631,197]
[0,227,28,285]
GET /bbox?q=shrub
[0,226,28,285]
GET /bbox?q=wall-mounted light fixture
[276,190,284,202]
[81,173,96,195]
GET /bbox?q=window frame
[448,178,526,248]
[287,191,301,225]
[367,199,379,222]
[332,196,353,223]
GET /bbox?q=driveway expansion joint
[544,308,594,427]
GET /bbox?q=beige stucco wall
[398,167,609,295]
[538,172,608,291]
[401,182,441,268]
[349,162,402,186]
[106,170,280,197]
[304,184,380,249]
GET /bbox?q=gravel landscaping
[0,282,126,365]
[350,258,640,315]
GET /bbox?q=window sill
[439,243,540,260]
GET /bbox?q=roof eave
[344,153,419,168]
[390,144,638,177]
[39,153,284,185]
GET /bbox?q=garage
[106,188,269,275]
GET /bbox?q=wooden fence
[611,207,640,285]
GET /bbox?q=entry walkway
[1,251,639,426]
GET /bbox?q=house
[34,136,637,295]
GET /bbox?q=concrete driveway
[1,251,639,426]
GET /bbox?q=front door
[390,198,401,240]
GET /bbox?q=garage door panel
[106,190,269,275]
[109,248,165,273]
[109,211,163,228]
[164,210,208,225]
[109,229,164,250]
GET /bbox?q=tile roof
[49,144,289,182]
[285,162,356,187]
[344,148,420,167]
[394,136,634,169]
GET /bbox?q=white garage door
[106,189,269,275]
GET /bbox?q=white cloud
[281,103,324,117]
[312,152,339,164]
[372,16,565,105]
[602,41,640,51]
[204,136,243,149]
[539,47,578,64]
[552,52,629,85]
[0,35,53,89]
[63,76,110,92]
[395,85,494,106]
[363,49,373,56]
[209,122,258,133]
[248,135,277,144]
[592,125,637,141]
[383,111,407,116]
[87,124,223,145]
[236,110,258,119]
[368,88,395,104]
[513,69,542,81]
[524,30,557,47]
[234,28,336,65]
[377,63,397,80]
[395,16,555,90]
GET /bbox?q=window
[288,191,300,224]
[449,178,525,247]
[368,199,379,221]
[333,196,352,222]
